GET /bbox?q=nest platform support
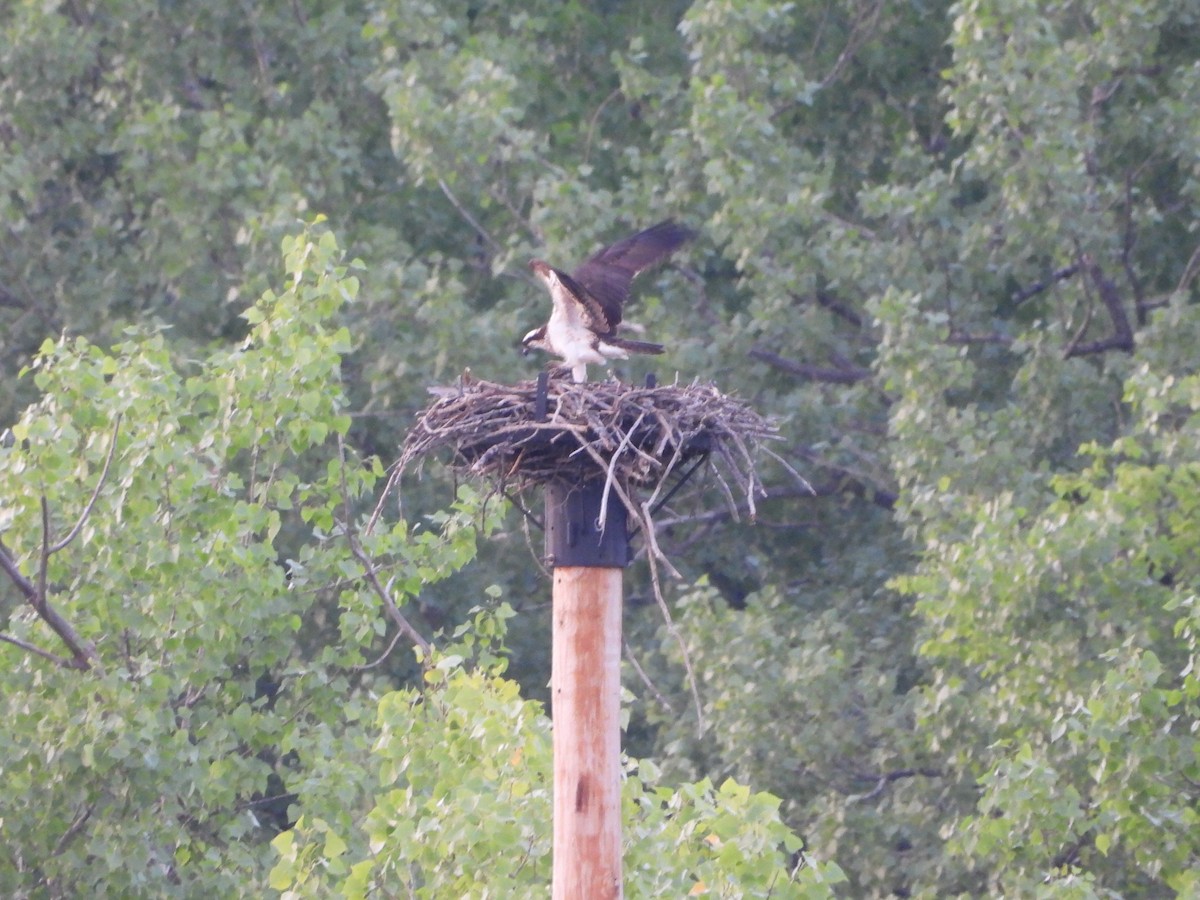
[541,477,629,899]
[395,372,778,899]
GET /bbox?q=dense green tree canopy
[2,0,1198,895]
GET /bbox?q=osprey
[521,220,694,383]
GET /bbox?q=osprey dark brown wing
[570,220,695,332]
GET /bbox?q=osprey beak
[520,326,545,355]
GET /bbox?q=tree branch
[811,291,864,328]
[0,537,38,601]
[749,347,871,384]
[0,632,73,668]
[1012,264,1079,305]
[351,623,406,672]
[438,177,503,255]
[53,802,96,855]
[849,767,943,802]
[0,455,110,674]
[337,436,432,660]
[0,537,100,671]
[1064,257,1134,358]
[50,415,121,554]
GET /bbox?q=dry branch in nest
[394,372,777,533]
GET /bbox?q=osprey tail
[609,337,664,355]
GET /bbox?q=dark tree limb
[850,767,943,801]
[749,346,872,385]
[1012,263,1079,305]
[53,802,96,855]
[0,532,100,672]
[794,290,865,329]
[1064,257,1135,358]
[0,418,120,672]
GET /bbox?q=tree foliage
[2,0,1200,895]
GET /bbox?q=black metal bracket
[544,479,631,568]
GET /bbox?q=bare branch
[25,500,102,671]
[817,0,886,90]
[0,458,112,672]
[640,497,703,736]
[774,0,886,120]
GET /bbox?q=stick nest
[397,373,775,515]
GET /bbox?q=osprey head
[520,324,548,356]
[528,259,555,285]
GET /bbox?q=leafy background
[1,0,1198,896]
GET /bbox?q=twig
[623,638,674,713]
[351,627,407,672]
[347,536,432,659]
[0,632,73,668]
[50,415,121,553]
[640,502,703,734]
[438,178,503,255]
[337,436,432,660]
[583,87,622,165]
[597,411,644,533]
[1174,241,1200,297]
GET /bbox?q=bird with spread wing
[521,220,694,383]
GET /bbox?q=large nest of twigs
[397,373,777,521]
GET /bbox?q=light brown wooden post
[552,565,623,900]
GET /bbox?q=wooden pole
[552,565,623,900]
